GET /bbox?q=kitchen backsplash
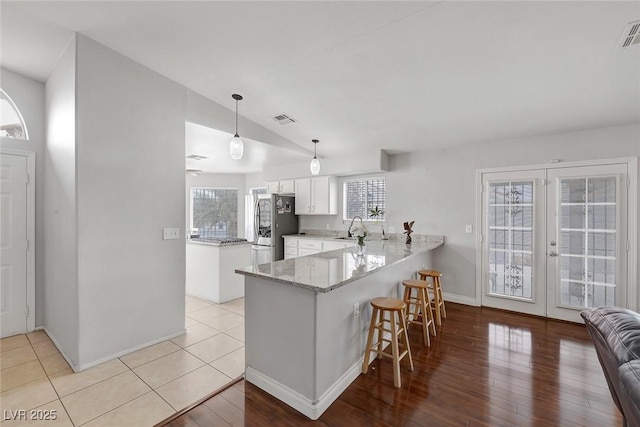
[300,229,439,243]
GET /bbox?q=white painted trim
[627,157,638,311]
[0,148,36,333]
[444,292,479,307]
[477,157,638,174]
[43,327,186,372]
[246,360,363,420]
[475,170,483,307]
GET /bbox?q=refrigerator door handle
[254,199,260,242]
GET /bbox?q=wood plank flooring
[163,303,623,426]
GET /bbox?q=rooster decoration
[403,221,414,244]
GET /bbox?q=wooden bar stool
[418,269,446,325]
[362,297,413,388]
[402,279,436,346]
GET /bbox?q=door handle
[549,251,558,257]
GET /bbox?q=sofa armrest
[581,307,640,420]
[620,361,640,427]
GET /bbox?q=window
[343,176,386,221]
[250,187,267,196]
[191,188,238,238]
[0,88,28,140]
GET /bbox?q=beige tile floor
[0,295,244,426]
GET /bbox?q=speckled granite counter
[239,235,444,420]
[235,236,443,293]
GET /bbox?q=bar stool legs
[419,270,446,326]
[402,280,436,346]
[362,297,413,388]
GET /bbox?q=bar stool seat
[418,269,446,325]
[402,279,436,346]
[362,297,413,388]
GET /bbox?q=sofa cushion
[581,307,640,418]
[619,360,640,427]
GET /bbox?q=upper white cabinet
[267,180,295,194]
[295,176,337,215]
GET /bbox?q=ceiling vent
[272,113,296,125]
[618,20,640,49]
[186,154,208,160]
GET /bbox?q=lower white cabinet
[283,236,355,258]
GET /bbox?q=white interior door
[546,164,628,322]
[0,154,28,338]
[481,170,547,316]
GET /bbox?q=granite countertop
[235,236,444,293]
[187,238,252,247]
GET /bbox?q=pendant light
[310,139,320,175]
[230,94,244,160]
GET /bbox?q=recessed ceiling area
[2,1,639,159]
[185,122,308,174]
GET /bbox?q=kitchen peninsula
[235,236,444,419]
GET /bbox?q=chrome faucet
[347,216,363,238]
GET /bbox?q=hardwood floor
[163,303,623,426]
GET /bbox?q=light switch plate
[163,228,180,240]
[388,226,396,234]
[465,224,473,234]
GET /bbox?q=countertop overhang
[235,236,444,293]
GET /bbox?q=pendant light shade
[230,94,244,160]
[310,139,320,175]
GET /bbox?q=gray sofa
[581,307,640,427]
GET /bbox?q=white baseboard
[443,292,479,306]
[41,327,186,372]
[246,360,363,420]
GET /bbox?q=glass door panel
[482,170,546,316]
[547,165,628,322]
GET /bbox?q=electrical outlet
[163,228,180,240]
[326,224,330,230]
[465,224,473,234]
[389,226,396,234]
[353,302,360,318]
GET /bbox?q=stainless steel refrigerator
[251,194,298,264]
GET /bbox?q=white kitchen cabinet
[298,238,322,256]
[267,180,295,194]
[283,236,355,258]
[284,236,299,259]
[294,176,337,215]
[322,240,355,252]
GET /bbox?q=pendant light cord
[235,99,238,137]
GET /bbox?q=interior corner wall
[1,68,46,327]
[43,36,80,363]
[186,173,247,238]
[74,34,185,367]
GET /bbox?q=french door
[481,163,631,322]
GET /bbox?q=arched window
[0,88,29,140]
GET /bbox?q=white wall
[245,172,266,193]
[302,123,640,303]
[186,173,247,238]
[1,67,46,326]
[74,35,186,367]
[43,37,80,363]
